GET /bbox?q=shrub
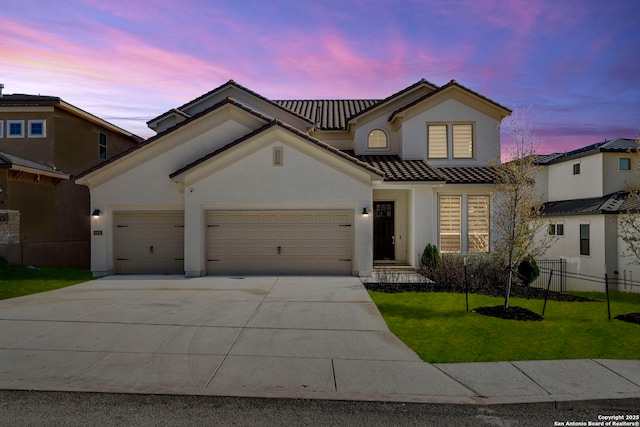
[418,252,509,296]
[420,244,440,269]
[517,256,540,285]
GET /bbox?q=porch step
[364,266,429,284]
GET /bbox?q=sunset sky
[1,0,638,153]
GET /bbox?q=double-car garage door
[114,211,353,275]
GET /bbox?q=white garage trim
[114,212,185,274]
[206,210,353,275]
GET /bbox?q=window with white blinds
[467,195,489,252]
[453,124,473,158]
[368,129,388,149]
[428,125,448,159]
[439,195,462,252]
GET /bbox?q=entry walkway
[0,276,638,406]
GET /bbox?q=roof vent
[0,84,3,97]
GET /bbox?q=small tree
[492,107,556,309]
[618,137,640,264]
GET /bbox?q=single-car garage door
[206,211,353,275]
[114,212,184,274]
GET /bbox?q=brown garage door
[114,212,184,274]
[206,211,353,275]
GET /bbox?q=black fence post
[605,265,611,321]
[542,269,553,317]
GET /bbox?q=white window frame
[7,120,24,138]
[27,120,46,138]
[548,221,565,237]
[367,129,388,149]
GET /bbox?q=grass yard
[369,290,640,363]
[0,260,93,300]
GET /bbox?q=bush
[418,252,509,296]
[420,244,440,269]
[517,256,540,285]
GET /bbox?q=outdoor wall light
[0,185,3,193]
[362,207,369,216]
[92,209,101,217]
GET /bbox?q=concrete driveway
[0,276,473,402]
[1,276,639,405]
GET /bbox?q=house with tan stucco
[76,79,511,277]
[0,88,141,268]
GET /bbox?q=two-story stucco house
[535,138,640,292]
[0,87,141,268]
[76,79,511,277]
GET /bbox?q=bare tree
[492,107,556,309]
[618,136,640,264]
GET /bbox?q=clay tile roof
[436,166,498,184]
[344,152,445,182]
[274,99,380,130]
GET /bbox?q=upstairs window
[99,132,107,160]
[367,129,388,149]
[0,121,3,138]
[452,124,473,158]
[428,125,448,158]
[28,120,46,138]
[619,158,631,170]
[7,120,24,138]
[573,163,581,175]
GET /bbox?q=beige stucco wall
[181,130,375,277]
[87,123,377,277]
[400,98,501,164]
[603,153,640,195]
[547,154,603,202]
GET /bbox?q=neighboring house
[535,138,640,292]
[0,87,141,268]
[76,79,511,277]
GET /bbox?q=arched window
[367,129,388,149]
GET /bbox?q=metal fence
[531,259,566,292]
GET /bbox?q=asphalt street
[0,391,638,427]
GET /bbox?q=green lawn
[0,261,93,300]
[369,290,640,363]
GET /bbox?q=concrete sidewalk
[0,276,638,406]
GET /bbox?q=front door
[373,201,394,260]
